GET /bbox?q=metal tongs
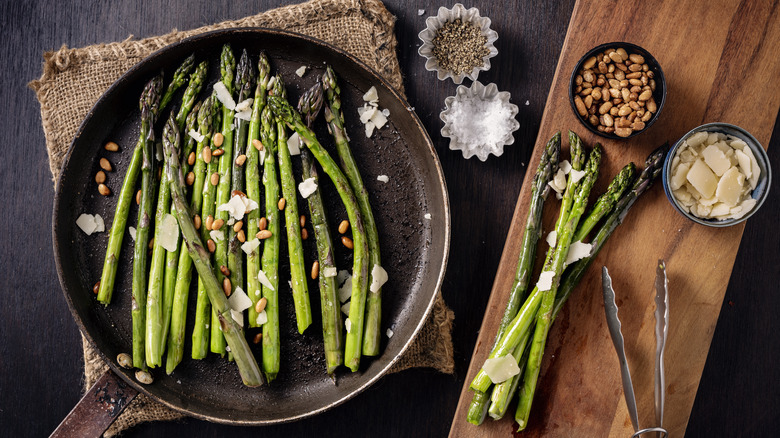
[602,261,669,438]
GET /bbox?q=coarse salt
[444,96,513,147]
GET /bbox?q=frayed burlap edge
[34,0,453,435]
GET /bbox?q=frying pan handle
[50,369,138,438]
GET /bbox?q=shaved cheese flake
[217,195,249,220]
[546,230,557,248]
[257,269,275,291]
[129,226,137,241]
[338,275,353,302]
[337,270,351,286]
[235,98,253,112]
[287,132,301,156]
[570,168,586,184]
[359,105,377,124]
[213,82,236,110]
[424,213,432,220]
[298,177,318,198]
[76,214,98,235]
[536,271,555,292]
[295,66,307,77]
[365,121,375,138]
[322,266,337,278]
[94,214,105,233]
[255,310,268,326]
[345,318,352,333]
[158,214,179,252]
[231,309,244,327]
[241,238,261,255]
[369,265,388,293]
[228,286,252,312]
[382,108,390,117]
[209,230,224,243]
[370,108,388,129]
[341,302,350,316]
[188,129,205,143]
[377,175,389,183]
[386,328,394,338]
[559,160,572,174]
[242,197,259,214]
[362,86,378,102]
[234,109,252,121]
[565,241,592,266]
[550,169,567,193]
[734,149,752,180]
[483,355,521,384]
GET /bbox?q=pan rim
[52,26,451,425]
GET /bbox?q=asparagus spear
[246,53,270,327]
[259,105,281,380]
[268,95,369,371]
[145,111,181,367]
[574,162,636,242]
[222,50,255,340]
[466,132,560,425]
[322,67,384,356]
[162,113,264,387]
[272,75,312,334]
[129,75,162,368]
[167,96,216,373]
[159,54,194,111]
[192,97,223,359]
[516,143,602,429]
[298,81,343,375]
[211,44,236,356]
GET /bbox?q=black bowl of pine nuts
[569,42,666,139]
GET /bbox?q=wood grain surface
[450,0,780,436]
[2,1,779,437]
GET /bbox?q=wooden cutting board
[449,0,780,436]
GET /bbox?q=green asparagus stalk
[322,66,383,356]
[516,143,602,429]
[268,95,369,371]
[298,81,343,375]
[259,105,281,380]
[163,114,264,387]
[246,53,270,327]
[129,75,162,368]
[96,70,167,305]
[466,132,560,425]
[159,54,195,111]
[145,111,181,367]
[272,75,312,334]
[174,60,208,132]
[192,97,222,359]
[167,96,216,373]
[211,44,236,356]
[574,162,636,242]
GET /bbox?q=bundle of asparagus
[466,131,668,427]
[93,46,388,385]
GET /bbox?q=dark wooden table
[2,1,778,436]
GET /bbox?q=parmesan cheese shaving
[565,241,592,266]
[536,271,555,292]
[257,269,275,291]
[295,66,307,77]
[188,129,204,143]
[213,82,236,110]
[322,266,337,278]
[158,214,179,252]
[241,238,261,255]
[129,226,137,241]
[234,109,252,121]
[483,355,521,384]
[287,132,301,156]
[231,309,244,328]
[209,230,224,242]
[559,160,572,174]
[337,270,351,286]
[338,275,353,302]
[569,168,586,184]
[76,214,98,235]
[362,86,378,102]
[228,287,252,311]
[235,98,253,112]
[255,310,268,325]
[546,230,557,248]
[377,175,389,183]
[298,177,318,198]
[424,213,431,220]
[94,214,105,233]
[341,302,350,316]
[345,318,352,333]
[369,265,388,293]
[386,328,394,338]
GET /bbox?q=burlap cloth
[30,0,454,435]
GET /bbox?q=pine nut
[233,221,243,233]
[135,370,154,385]
[188,151,196,166]
[299,215,306,228]
[186,171,195,185]
[237,230,246,243]
[252,139,264,151]
[235,154,247,167]
[255,297,268,313]
[148,238,155,249]
[205,215,214,230]
[311,260,319,280]
[98,183,111,196]
[338,220,350,234]
[116,352,132,369]
[93,281,100,295]
[202,147,212,163]
[258,217,267,230]
[210,172,219,186]
[582,56,597,69]
[99,158,112,172]
[95,170,106,184]
[257,230,272,239]
[212,148,224,157]
[207,239,216,253]
[194,215,201,230]
[220,265,230,276]
[301,228,308,240]
[136,190,141,205]
[104,141,119,152]
[574,95,586,117]
[212,218,224,230]
[253,332,262,344]
[213,132,224,147]
[341,236,354,249]
[223,278,232,296]
[231,190,246,198]
[278,198,286,210]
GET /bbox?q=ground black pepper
[432,19,489,74]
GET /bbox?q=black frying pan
[52,28,449,429]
